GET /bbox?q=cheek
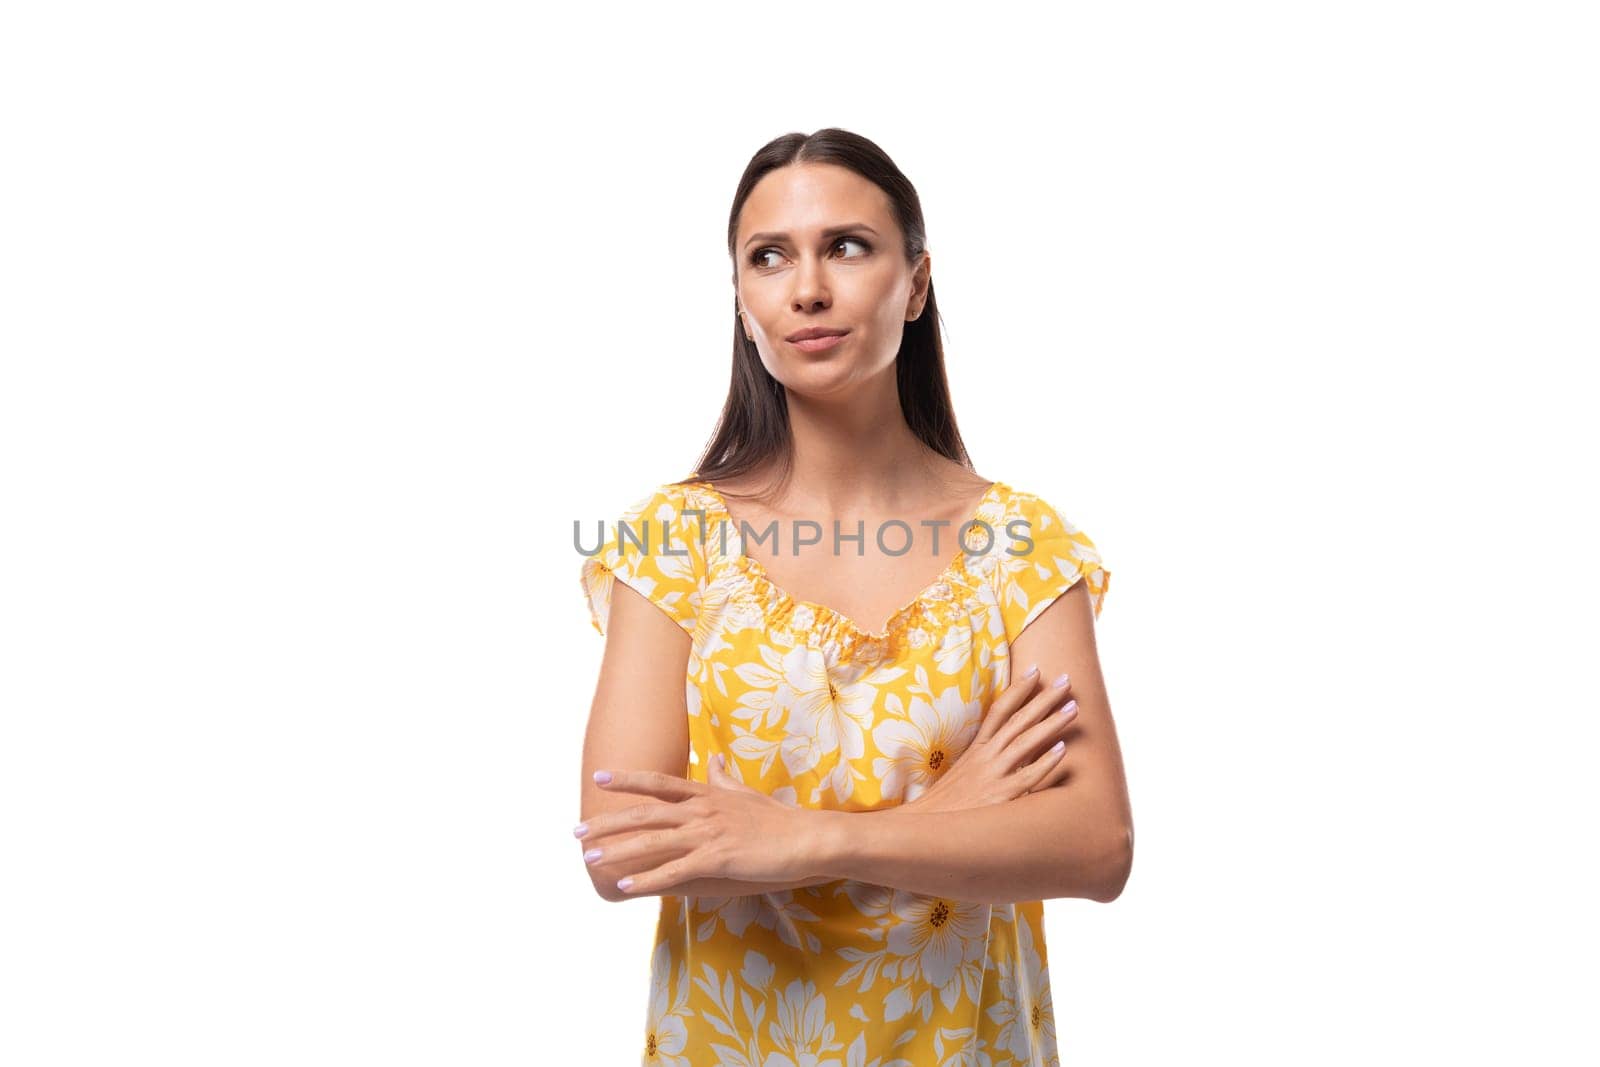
[864,274,913,322]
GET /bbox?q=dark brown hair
[670,128,973,501]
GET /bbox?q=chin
[774,360,869,397]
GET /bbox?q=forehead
[738,163,893,239]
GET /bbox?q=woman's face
[734,163,930,399]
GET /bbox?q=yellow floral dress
[580,479,1110,1067]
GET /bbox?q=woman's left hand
[582,755,827,895]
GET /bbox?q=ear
[906,251,932,321]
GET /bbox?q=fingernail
[593,770,613,785]
[584,848,603,864]
[573,823,589,838]
[1024,664,1039,678]
[1050,739,1066,754]
[617,877,634,892]
[1053,672,1071,688]
[1060,699,1079,716]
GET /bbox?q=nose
[790,255,831,313]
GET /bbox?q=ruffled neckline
[685,479,1010,660]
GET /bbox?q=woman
[575,128,1133,1067]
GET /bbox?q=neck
[777,367,951,511]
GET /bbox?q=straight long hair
[671,129,973,502]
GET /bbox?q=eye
[747,236,872,269]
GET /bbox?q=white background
[3,2,1596,1063]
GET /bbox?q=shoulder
[615,480,696,517]
[579,480,710,638]
[603,481,716,558]
[985,482,1111,623]
[601,481,716,535]
[992,484,1087,541]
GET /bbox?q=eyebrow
[743,223,880,250]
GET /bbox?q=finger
[1005,697,1080,770]
[586,825,694,875]
[616,851,706,896]
[992,673,1074,751]
[976,666,1042,744]
[1031,756,1074,794]
[1017,737,1069,793]
[594,768,704,802]
[579,800,688,843]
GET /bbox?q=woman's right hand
[902,666,1080,814]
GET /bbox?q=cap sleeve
[579,483,707,637]
[992,492,1111,639]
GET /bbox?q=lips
[786,327,850,342]
[788,332,849,353]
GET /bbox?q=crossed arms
[576,579,1133,906]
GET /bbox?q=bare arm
[578,579,838,902]
[810,580,1134,904]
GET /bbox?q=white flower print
[728,593,772,633]
[732,643,790,731]
[845,1029,917,1067]
[643,940,691,1067]
[742,949,777,992]
[932,1026,996,1067]
[837,880,894,921]
[692,894,767,939]
[969,490,1008,533]
[648,499,702,596]
[985,913,1056,1066]
[695,956,768,1067]
[686,574,737,692]
[975,500,1036,584]
[764,978,847,1067]
[968,579,1007,643]
[778,647,878,796]
[871,688,982,804]
[883,890,989,993]
[932,624,977,675]
[691,891,826,956]
[815,757,866,807]
[1065,536,1100,571]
